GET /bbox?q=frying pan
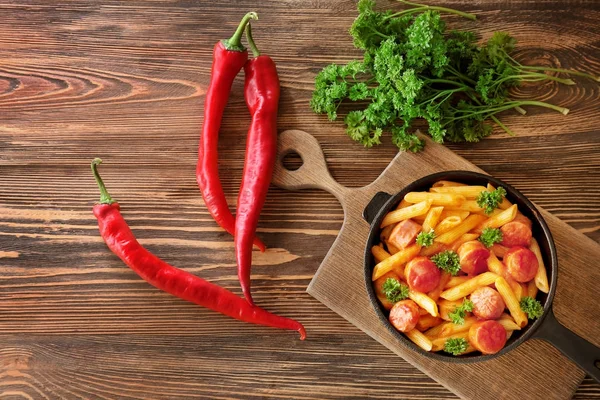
[362,170,600,382]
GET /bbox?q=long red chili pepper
[91,159,305,339]
[235,25,280,305]
[197,11,266,252]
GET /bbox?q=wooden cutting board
[272,129,600,400]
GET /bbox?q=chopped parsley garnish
[478,227,503,247]
[383,278,410,303]
[431,250,461,275]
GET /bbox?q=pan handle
[363,192,392,225]
[533,307,600,383]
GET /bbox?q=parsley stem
[519,65,600,82]
[395,0,477,20]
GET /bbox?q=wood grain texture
[0,0,598,399]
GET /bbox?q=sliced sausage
[374,271,401,310]
[505,246,538,283]
[389,219,422,250]
[513,213,533,229]
[405,256,441,293]
[468,320,507,354]
[457,240,490,275]
[501,221,532,248]
[470,286,505,320]
[389,299,420,332]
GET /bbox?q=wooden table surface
[0,1,598,399]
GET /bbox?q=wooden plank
[0,0,598,398]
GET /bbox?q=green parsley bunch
[310,0,598,151]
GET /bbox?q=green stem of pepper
[91,158,115,205]
[223,12,258,52]
[245,23,260,57]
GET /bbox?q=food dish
[370,180,547,356]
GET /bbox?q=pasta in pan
[371,181,548,356]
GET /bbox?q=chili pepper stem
[91,158,115,204]
[245,23,260,57]
[222,12,258,52]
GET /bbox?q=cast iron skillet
[362,171,600,382]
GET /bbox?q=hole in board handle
[282,151,303,171]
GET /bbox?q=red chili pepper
[235,25,280,305]
[197,11,266,252]
[91,159,305,339]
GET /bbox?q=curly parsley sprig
[478,227,503,247]
[416,230,436,247]
[383,278,410,303]
[476,187,506,215]
[448,299,474,325]
[520,296,544,320]
[431,250,461,275]
[310,0,593,152]
[444,337,469,355]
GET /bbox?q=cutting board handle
[273,130,349,200]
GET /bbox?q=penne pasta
[371,245,392,264]
[439,272,499,301]
[445,200,484,213]
[372,243,421,281]
[404,192,466,207]
[439,209,470,221]
[431,331,469,352]
[405,329,433,351]
[409,290,439,317]
[530,238,549,293]
[381,200,432,228]
[422,206,444,233]
[416,314,444,332]
[380,223,395,243]
[438,299,463,321]
[487,253,522,299]
[428,271,452,302]
[424,322,449,339]
[412,214,427,225]
[444,275,470,289]
[431,185,488,199]
[419,242,446,257]
[438,316,477,337]
[386,241,401,255]
[372,180,546,356]
[527,280,539,299]
[432,180,467,187]
[450,233,480,252]
[434,216,463,235]
[498,318,521,332]
[475,204,517,232]
[434,214,487,244]
[395,198,412,210]
[495,276,528,328]
[490,243,509,258]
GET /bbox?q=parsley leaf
[431,250,461,275]
[476,187,507,215]
[416,230,436,247]
[383,278,410,303]
[444,337,469,356]
[448,299,474,325]
[520,296,544,320]
[478,227,503,247]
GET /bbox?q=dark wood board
[0,0,599,398]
